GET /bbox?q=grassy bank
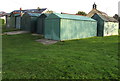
[2,32,119,79]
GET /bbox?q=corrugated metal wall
[21,14,31,31]
[30,17,38,33]
[104,22,119,36]
[60,19,97,40]
[10,16,15,28]
[37,14,50,34]
[21,14,38,33]
[6,17,10,28]
[45,19,60,40]
[45,18,97,41]
[15,16,21,29]
[37,18,44,34]
[92,14,104,36]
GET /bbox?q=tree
[76,11,87,16]
[113,14,120,29]
[113,14,119,20]
[45,10,54,13]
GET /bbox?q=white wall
[104,22,119,36]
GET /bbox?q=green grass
[2,31,120,80]
[2,25,20,33]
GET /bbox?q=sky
[118,1,120,17]
[0,0,119,16]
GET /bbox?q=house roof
[39,13,50,18]
[47,13,96,21]
[61,12,85,16]
[27,13,41,17]
[43,13,51,16]
[4,13,10,16]
[87,9,108,17]
[12,8,47,13]
[14,14,21,17]
[94,13,118,22]
[0,11,6,17]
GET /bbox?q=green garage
[45,13,97,41]
[92,13,119,36]
[9,13,16,28]
[21,12,41,33]
[37,13,50,34]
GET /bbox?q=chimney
[20,7,22,16]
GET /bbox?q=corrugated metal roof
[96,13,118,22]
[26,8,47,13]
[44,13,51,16]
[39,13,50,18]
[47,13,96,21]
[27,13,41,17]
[14,14,20,16]
[12,8,47,13]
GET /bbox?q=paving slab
[36,39,58,45]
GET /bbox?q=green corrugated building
[45,13,97,41]
[92,13,119,36]
[9,13,16,28]
[8,13,21,29]
[15,14,21,29]
[37,13,50,34]
[21,12,41,33]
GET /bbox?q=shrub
[0,19,5,25]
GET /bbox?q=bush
[0,19,5,25]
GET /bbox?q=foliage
[46,10,54,13]
[0,19,5,25]
[76,11,87,16]
[113,14,119,20]
[113,14,120,29]
[2,32,119,79]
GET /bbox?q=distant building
[6,8,47,28]
[118,1,120,17]
[5,13,10,27]
[44,13,97,41]
[12,8,47,16]
[87,3,108,17]
[89,3,119,36]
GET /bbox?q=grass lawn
[2,30,120,80]
[2,25,20,33]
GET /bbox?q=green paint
[60,19,97,40]
[92,14,119,36]
[9,15,16,28]
[15,16,21,29]
[45,19,60,40]
[21,13,41,33]
[92,14,104,36]
[37,14,50,34]
[45,13,97,41]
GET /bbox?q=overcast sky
[0,0,119,16]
